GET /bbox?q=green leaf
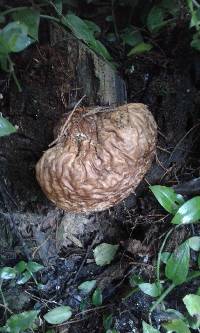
[93,243,119,266]
[84,20,101,34]
[0,116,16,137]
[44,306,72,324]
[142,321,160,333]
[138,282,161,297]
[106,330,118,333]
[0,267,16,280]
[127,42,153,56]
[12,8,40,40]
[150,185,184,214]
[165,241,190,285]
[4,310,39,333]
[89,39,112,61]
[160,251,171,264]
[0,54,8,71]
[171,196,200,224]
[188,236,200,251]
[92,287,103,306]
[103,314,113,330]
[121,27,143,47]
[129,274,144,287]
[15,261,27,273]
[183,294,200,316]
[160,0,179,15]
[147,6,166,33]
[0,22,33,53]
[198,253,200,268]
[191,37,200,51]
[27,261,44,273]
[163,319,191,333]
[16,271,31,285]
[78,280,96,294]
[62,14,94,44]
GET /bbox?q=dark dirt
[0,15,200,333]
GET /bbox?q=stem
[149,283,175,323]
[1,6,28,16]
[156,228,174,290]
[40,14,59,23]
[111,0,119,41]
[7,56,22,92]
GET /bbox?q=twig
[49,95,86,147]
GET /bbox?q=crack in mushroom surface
[36,103,157,213]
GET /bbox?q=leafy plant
[135,185,200,332]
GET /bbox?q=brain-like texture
[36,103,157,212]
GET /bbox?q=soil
[0,11,200,333]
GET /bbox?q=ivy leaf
[92,287,103,306]
[142,321,160,333]
[93,243,119,266]
[12,8,40,40]
[160,251,171,264]
[150,185,184,214]
[0,22,33,54]
[183,294,200,316]
[78,280,96,294]
[188,236,200,251]
[3,310,39,333]
[147,6,167,33]
[16,271,32,285]
[15,261,27,274]
[162,319,191,333]
[165,241,190,285]
[89,39,113,61]
[171,197,200,224]
[44,306,72,324]
[27,261,44,273]
[84,20,101,34]
[138,282,161,297]
[127,42,153,56]
[0,267,16,280]
[0,116,16,137]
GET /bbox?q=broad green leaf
[147,6,166,33]
[129,274,144,287]
[4,310,39,333]
[103,314,113,330]
[89,39,112,61]
[121,27,143,47]
[171,196,200,224]
[92,287,103,306]
[16,271,31,285]
[128,42,153,56]
[44,306,72,324]
[84,20,101,34]
[165,241,190,285]
[93,243,119,266]
[0,267,16,280]
[183,294,200,316]
[160,0,179,15]
[62,14,94,44]
[0,22,33,53]
[78,280,96,294]
[142,321,160,333]
[12,8,40,40]
[15,261,27,273]
[0,116,16,137]
[27,261,44,273]
[163,319,191,333]
[150,185,183,214]
[188,236,200,251]
[160,251,171,264]
[138,282,161,297]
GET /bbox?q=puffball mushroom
[36,103,157,213]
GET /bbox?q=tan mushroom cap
[36,103,157,213]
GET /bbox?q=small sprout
[44,306,72,324]
[93,243,119,267]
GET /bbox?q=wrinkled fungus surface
[36,103,157,212]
